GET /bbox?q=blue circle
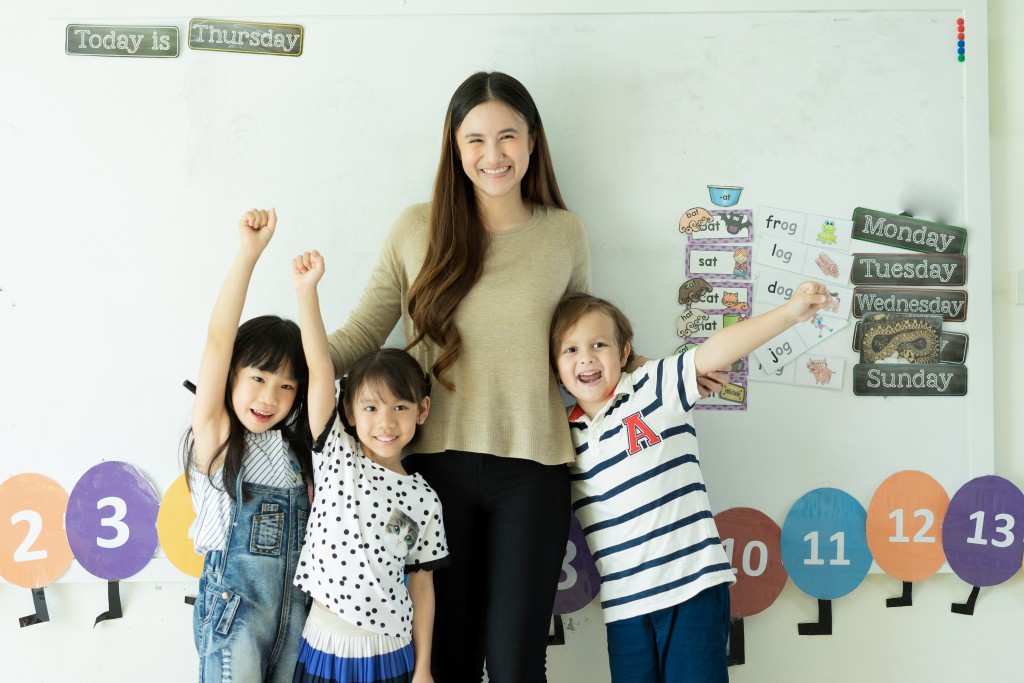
[781,488,872,600]
[957,40,965,48]
[958,47,965,55]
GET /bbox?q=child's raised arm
[191,208,277,474]
[292,250,335,441]
[694,280,831,377]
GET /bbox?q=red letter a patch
[623,412,661,455]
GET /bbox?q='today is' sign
[66,25,179,57]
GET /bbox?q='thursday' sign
[188,19,303,56]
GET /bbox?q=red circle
[958,33,965,40]
[715,507,787,617]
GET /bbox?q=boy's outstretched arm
[292,250,335,441]
[192,208,276,473]
[693,281,831,377]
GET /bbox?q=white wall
[2,2,1022,681]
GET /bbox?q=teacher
[327,71,590,682]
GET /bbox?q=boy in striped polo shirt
[549,282,831,682]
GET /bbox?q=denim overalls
[194,465,310,682]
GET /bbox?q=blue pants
[606,584,731,683]
[194,478,311,682]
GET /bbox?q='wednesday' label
[853,287,967,322]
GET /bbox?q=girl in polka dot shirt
[291,249,448,683]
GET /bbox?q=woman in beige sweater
[328,72,589,682]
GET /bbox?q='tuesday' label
[851,254,966,286]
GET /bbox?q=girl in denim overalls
[184,208,313,682]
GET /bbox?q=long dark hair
[182,315,312,501]
[406,71,566,390]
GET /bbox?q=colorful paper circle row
[718,471,1024,619]
[3,465,1023,622]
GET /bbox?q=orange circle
[866,470,949,581]
[0,474,74,588]
[156,474,204,578]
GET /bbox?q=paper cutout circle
[0,473,74,588]
[942,475,1024,587]
[156,474,204,578]
[553,511,601,615]
[65,461,161,580]
[866,470,949,582]
[781,487,872,600]
[714,507,787,617]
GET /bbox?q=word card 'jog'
[753,314,849,372]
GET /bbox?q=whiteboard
[0,1,990,580]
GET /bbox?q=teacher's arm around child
[549,281,830,683]
[291,249,447,683]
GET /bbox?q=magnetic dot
[958,55,965,62]
[958,47,965,55]
[957,40,965,48]
[957,17,964,24]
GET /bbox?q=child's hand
[292,250,325,291]
[786,281,833,322]
[411,670,434,683]
[696,370,729,398]
[238,208,277,257]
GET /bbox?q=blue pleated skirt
[292,603,415,683]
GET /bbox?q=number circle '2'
[0,473,74,588]
[942,475,1024,587]
[866,470,949,582]
[715,507,786,617]
[65,461,161,580]
[553,511,601,615]
[781,487,871,600]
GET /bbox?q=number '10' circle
[942,475,1024,587]
[714,507,786,617]
[781,487,871,600]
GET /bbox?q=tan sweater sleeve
[566,214,592,295]
[327,206,421,377]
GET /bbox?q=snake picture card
[857,314,944,364]
[852,322,968,364]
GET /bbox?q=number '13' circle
[942,475,1024,587]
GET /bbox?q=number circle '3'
[0,473,74,588]
[714,507,786,617]
[866,470,949,582]
[781,487,871,600]
[553,511,601,615]
[942,475,1024,587]
[65,461,161,580]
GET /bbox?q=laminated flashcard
[851,253,967,287]
[679,279,753,313]
[686,244,752,281]
[851,208,967,255]
[852,323,968,364]
[695,373,748,410]
[853,363,967,396]
[66,25,180,57]
[757,207,854,251]
[752,315,849,373]
[858,313,941,364]
[676,310,750,339]
[755,238,853,285]
[681,208,755,242]
[794,313,849,348]
[853,287,967,322]
[749,354,844,390]
[754,272,852,320]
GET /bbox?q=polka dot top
[293,413,448,639]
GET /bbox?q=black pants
[405,450,570,683]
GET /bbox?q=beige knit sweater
[327,202,591,465]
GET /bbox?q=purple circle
[553,512,601,615]
[942,476,1024,587]
[65,461,161,580]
